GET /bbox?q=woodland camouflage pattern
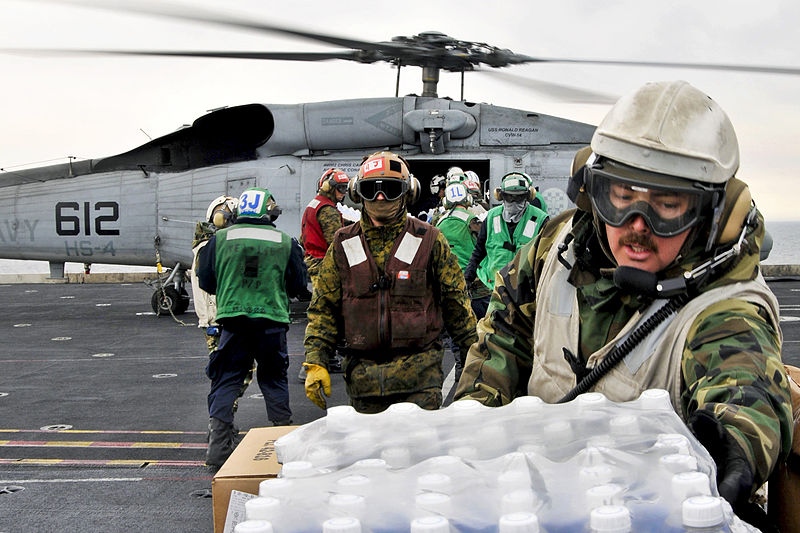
[455,208,792,491]
[305,208,477,404]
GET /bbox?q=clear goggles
[587,162,709,237]
[356,178,408,202]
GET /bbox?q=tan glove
[303,362,331,410]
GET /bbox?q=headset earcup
[529,187,536,203]
[408,176,421,204]
[493,188,502,201]
[717,177,752,244]
[348,176,361,204]
[212,211,227,228]
[321,178,331,193]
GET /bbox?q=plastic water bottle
[280,460,316,479]
[590,505,631,533]
[498,512,540,533]
[500,488,538,514]
[322,517,362,533]
[234,520,274,533]
[639,389,673,411]
[245,496,281,521]
[328,494,366,519]
[671,472,711,502]
[259,478,293,497]
[410,515,451,533]
[681,496,731,532]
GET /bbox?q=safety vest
[301,194,341,259]
[333,217,443,355]
[528,221,782,416]
[213,223,293,323]
[477,204,548,288]
[436,206,476,271]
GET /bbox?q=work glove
[303,362,331,410]
[688,410,776,532]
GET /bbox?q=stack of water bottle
[234,390,758,532]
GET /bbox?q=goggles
[587,160,710,237]
[501,191,528,204]
[356,178,408,202]
[333,182,349,194]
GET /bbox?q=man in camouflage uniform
[304,151,477,413]
[455,81,792,530]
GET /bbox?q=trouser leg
[254,329,292,425]
[206,330,252,425]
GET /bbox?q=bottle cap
[410,515,451,533]
[245,496,280,521]
[447,445,478,460]
[449,399,484,420]
[343,430,376,457]
[498,512,540,533]
[681,495,724,528]
[577,392,608,409]
[511,396,544,414]
[386,401,422,417]
[638,389,672,410]
[258,478,292,497]
[415,492,452,516]
[671,471,711,501]
[352,458,387,471]
[280,460,315,479]
[322,516,362,533]
[589,505,631,533]
[585,483,624,509]
[336,474,371,490]
[501,489,537,514]
[543,420,573,444]
[326,405,359,433]
[329,494,366,517]
[608,415,639,436]
[234,520,274,533]
[658,453,698,474]
[308,446,338,468]
[416,473,452,493]
[426,455,462,470]
[579,464,614,488]
[380,446,412,468]
[654,434,691,455]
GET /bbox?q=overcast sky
[1,0,799,220]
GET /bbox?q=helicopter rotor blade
[515,56,800,77]
[41,0,409,55]
[477,70,618,104]
[2,48,367,63]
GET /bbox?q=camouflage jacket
[455,208,793,489]
[305,209,477,399]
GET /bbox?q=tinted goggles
[587,164,708,237]
[501,191,528,204]
[356,178,408,201]
[334,182,349,194]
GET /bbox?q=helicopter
[1,2,798,315]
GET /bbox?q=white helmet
[206,195,238,227]
[443,182,473,208]
[590,80,738,184]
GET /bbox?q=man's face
[334,189,346,202]
[605,216,689,273]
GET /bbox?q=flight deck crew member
[435,182,483,380]
[455,81,793,531]
[463,172,549,315]
[197,187,307,468]
[301,168,350,285]
[303,151,478,414]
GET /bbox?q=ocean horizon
[1,219,799,275]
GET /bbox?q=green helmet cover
[236,188,276,220]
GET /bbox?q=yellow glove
[303,362,331,410]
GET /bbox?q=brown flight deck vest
[333,217,443,357]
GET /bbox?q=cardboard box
[213,426,297,533]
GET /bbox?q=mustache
[619,232,658,253]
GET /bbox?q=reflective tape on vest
[394,232,423,264]
[226,227,282,242]
[342,236,368,267]
[522,219,537,238]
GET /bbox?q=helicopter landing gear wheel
[151,286,190,316]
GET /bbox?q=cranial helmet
[236,187,281,221]
[585,80,742,250]
[349,151,420,204]
[206,195,238,228]
[318,168,350,194]
[493,172,534,202]
[430,174,447,194]
[446,166,467,185]
[443,182,473,208]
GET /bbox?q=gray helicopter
[1,4,796,314]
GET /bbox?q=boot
[206,417,236,469]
